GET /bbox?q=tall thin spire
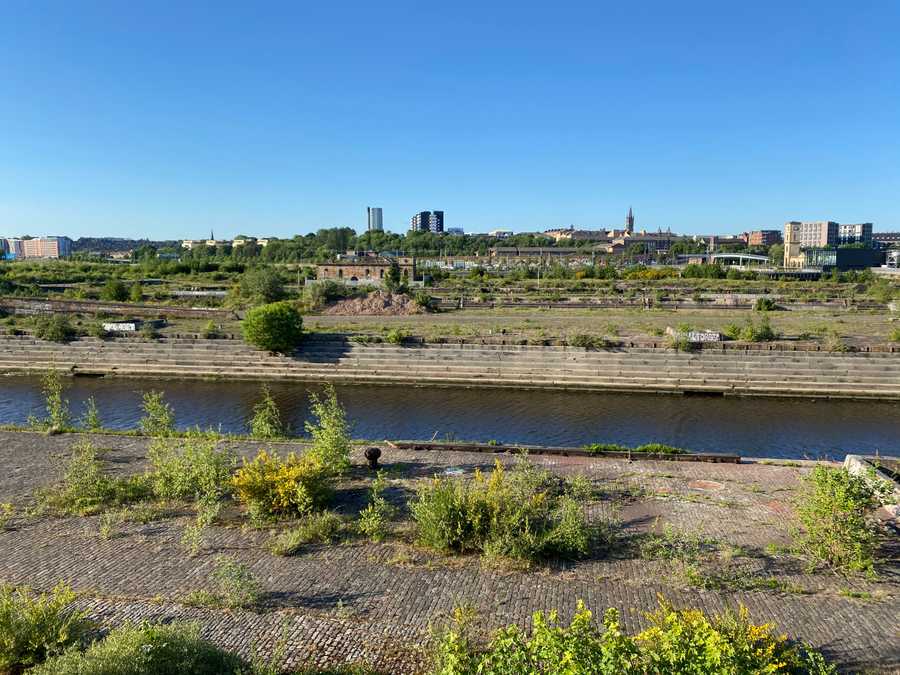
[626,207,634,234]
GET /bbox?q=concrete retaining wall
[1,334,899,400]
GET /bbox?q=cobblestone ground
[1,431,898,673]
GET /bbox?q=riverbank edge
[0,428,816,466]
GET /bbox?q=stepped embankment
[1,334,899,400]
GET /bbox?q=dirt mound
[323,291,424,316]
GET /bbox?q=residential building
[488,229,514,238]
[429,211,444,233]
[21,236,73,259]
[747,230,783,247]
[874,232,900,247]
[837,222,873,245]
[410,211,430,232]
[410,210,444,233]
[446,227,464,235]
[3,238,24,260]
[367,207,383,232]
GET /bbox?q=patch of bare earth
[323,291,424,316]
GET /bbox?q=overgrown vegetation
[357,470,396,542]
[430,598,836,674]
[794,466,889,575]
[184,555,262,609]
[36,440,150,515]
[268,511,345,556]
[0,582,91,673]
[32,314,75,343]
[28,369,71,431]
[410,459,598,563]
[30,621,245,675]
[147,436,235,502]
[584,442,687,455]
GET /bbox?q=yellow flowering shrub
[231,450,332,521]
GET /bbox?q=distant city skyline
[1,2,898,240]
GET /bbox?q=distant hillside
[73,237,180,253]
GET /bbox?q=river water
[0,375,896,460]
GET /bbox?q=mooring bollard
[364,446,381,470]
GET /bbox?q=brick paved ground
[1,431,898,673]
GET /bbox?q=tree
[241,301,304,353]
[238,267,285,305]
[100,279,128,302]
[129,283,143,303]
[384,261,402,292]
[768,243,784,266]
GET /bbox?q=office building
[837,222,872,245]
[367,207,383,232]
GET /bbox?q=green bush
[568,333,605,350]
[200,320,218,339]
[413,290,436,311]
[249,385,288,439]
[33,315,75,343]
[357,470,396,542]
[754,297,779,311]
[431,598,836,675]
[242,301,303,353]
[148,437,236,502]
[410,460,591,563]
[385,328,409,345]
[0,582,91,672]
[100,278,129,302]
[794,466,889,574]
[129,283,143,303]
[268,511,345,556]
[138,390,175,437]
[30,621,244,675]
[889,327,900,343]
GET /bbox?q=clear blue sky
[1,1,898,239]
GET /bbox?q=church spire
[626,207,634,234]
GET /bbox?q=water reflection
[0,375,896,460]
